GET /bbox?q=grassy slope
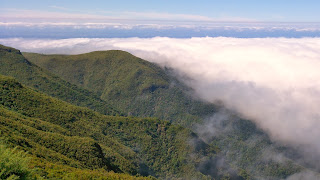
[0,141,153,180]
[0,44,120,116]
[23,50,309,179]
[24,51,217,127]
[0,74,215,179]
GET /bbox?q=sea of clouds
[2,37,320,157]
[2,22,320,38]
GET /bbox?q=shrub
[0,143,32,180]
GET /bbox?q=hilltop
[24,51,218,127]
[0,45,120,116]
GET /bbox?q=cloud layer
[2,37,320,154]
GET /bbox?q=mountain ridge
[23,50,218,127]
[0,45,121,116]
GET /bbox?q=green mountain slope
[23,49,313,179]
[0,74,218,179]
[0,45,120,116]
[24,51,217,127]
[0,141,152,180]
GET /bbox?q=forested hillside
[0,44,315,179]
[0,45,120,116]
[24,51,218,127]
[24,49,310,179]
[0,74,220,179]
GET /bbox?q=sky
[1,0,320,38]
[1,0,320,22]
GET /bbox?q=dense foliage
[208,116,302,179]
[24,51,217,127]
[0,143,32,180]
[24,49,308,179]
[0,74,214,179]
[0,140,153,180]
[0,44,313,179]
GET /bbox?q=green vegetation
[24,49,307,179]
[0,140,154,180]
[0,143,32,180]
[0,45,120,116]
[24,51,217,127]
[0,74,214,179]
[0,44,312,179]
[210,117,302,179]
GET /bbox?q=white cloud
[2,37,320,156]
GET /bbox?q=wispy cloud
[0,8,255,24]
[49,5,71,11]
[0,9,116,20]
[114,11,214,21]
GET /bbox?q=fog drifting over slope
[2,37,320,154]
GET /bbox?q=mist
[1,37,320,157]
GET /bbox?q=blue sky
[1,0,320,22]
[1,0,320,38]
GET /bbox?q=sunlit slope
[0,74,215,179]
[0,45,120,116]
[23,49,313,179]
[24,51,217,127]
